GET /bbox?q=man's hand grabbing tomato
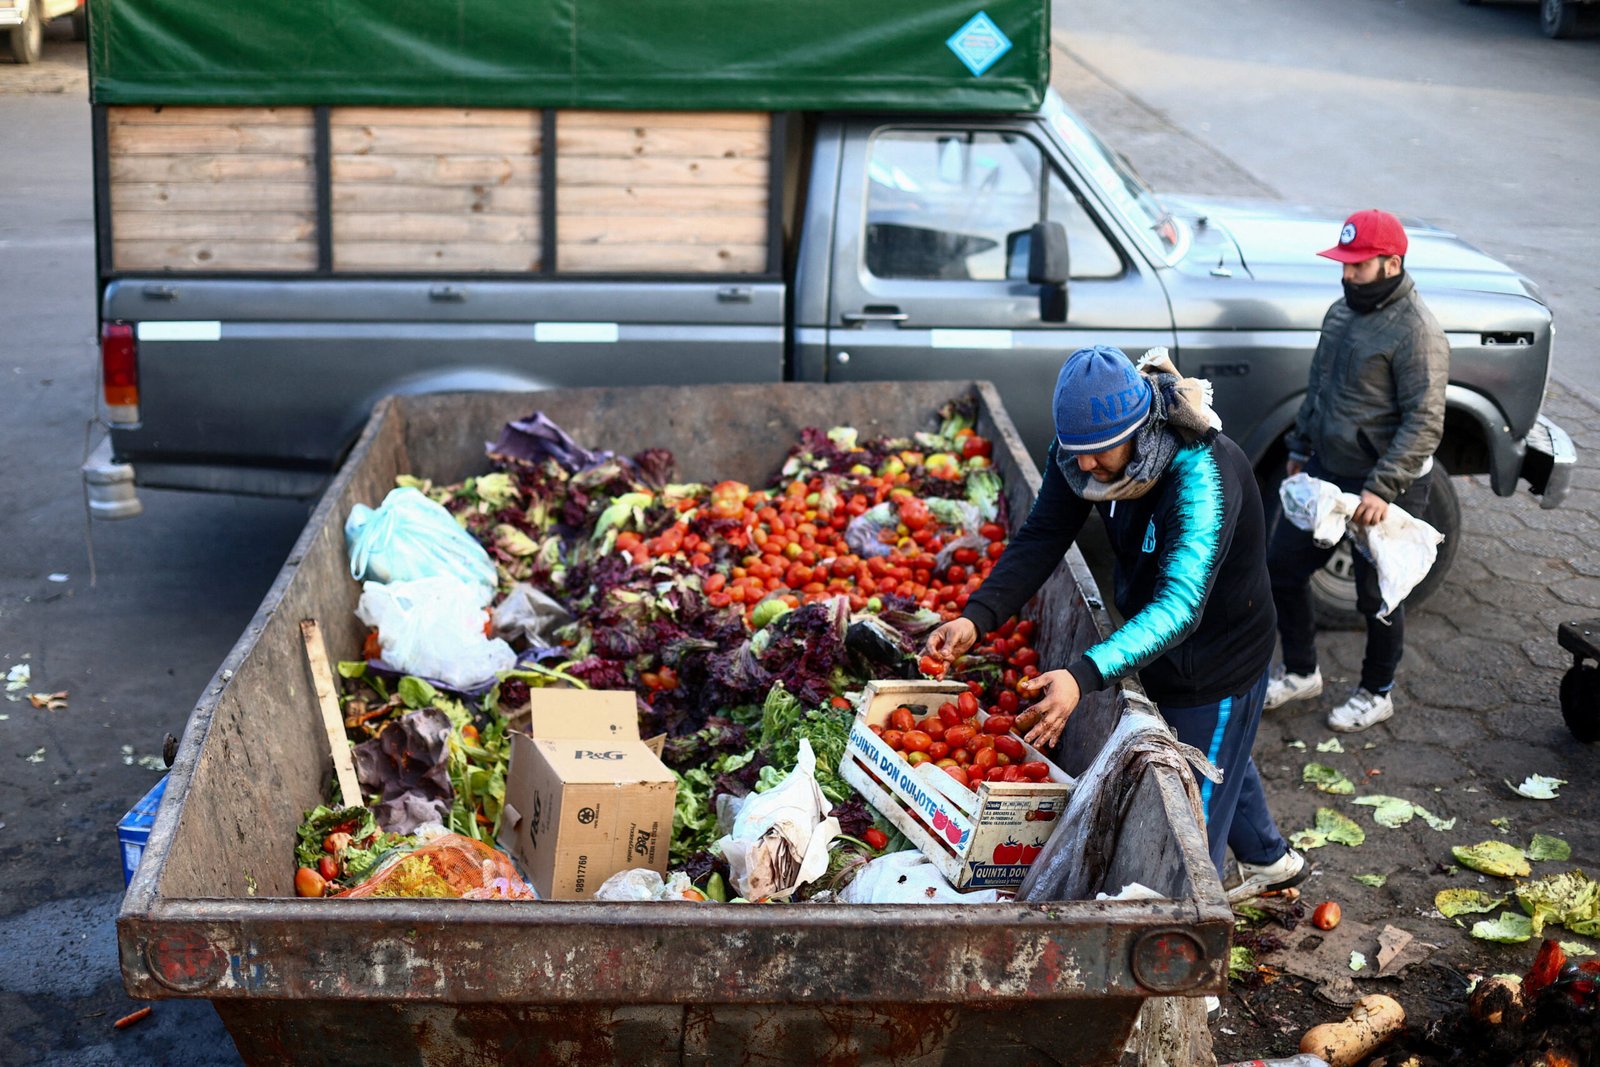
[1017,669,1080,750]
[924,617,978,663]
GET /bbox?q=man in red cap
[1264,209,1449,732]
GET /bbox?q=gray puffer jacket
[1284,273,1449,502]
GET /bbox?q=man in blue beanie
[926,344,1305,900]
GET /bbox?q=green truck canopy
[88,1,1049,112]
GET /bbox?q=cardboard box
[840,681,1073,889]
[498,690,676,901]
[118,774,168,886]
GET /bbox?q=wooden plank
[331,107,537,128]
[330,124,538,157]
[108,106,313,126]
[559,183,767,216]
[557,242,766,273]
[559,110,768,131]
[333,242,540,272]
[332,154,538,186]
[556,125,768,160]
[334,212,538,243]
[558,213,764,246]
[557,155,766,186]
[108,124,314,156]
[332,182,538,214]
[112,211,317,243]
[109,154,315,183]
[112,239,318,272]
[299,620,363,811]
[112,182,317,213]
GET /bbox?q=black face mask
[1343,269,1405,314]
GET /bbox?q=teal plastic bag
[346,487,497,602]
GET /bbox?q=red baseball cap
[1317,209,1408,263]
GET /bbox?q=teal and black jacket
[963,434,1276,706]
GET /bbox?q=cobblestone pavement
[1059,38,1600,1058]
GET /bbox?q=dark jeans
[1268,461,1433,694]
[1160,669,1287,875]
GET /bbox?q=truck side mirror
[1028,221,1069,322]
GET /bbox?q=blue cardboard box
[117,775,168,886]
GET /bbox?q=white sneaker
[1227,848,1309,903]
[1328,688,1394,733]
[1264,665,1323,709]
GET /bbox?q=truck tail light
[102,322,140,423]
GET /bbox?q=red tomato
[867,723,884,737]
[831,695,854,711]
[957,691,980,718]
[922,718,945,740]
[953,547,980,566]
[941,764,970,789]
[318,855,340,882]
[927,741,950,761]
[943,725,976,749]
[993,735,1026,760]
[1010,647,1040,669]
[1002,766,1025,782]
[992,637,1010,658]
[882,729,905,751]
[980,522,1007,542]
[966,766,988,783]
[901,730,933,754]
[918,654,947,678]
[983,714,1016,735]
[1313,902,1342,931]
[1019,761,1051,780]
[996,689,1018,712]
[889,707,915,733]
[1014,620,1035,641]
[938,703,961,727]
[295,867,327,898]
[962,435,992,460]
[972,748,998,771]
[987,541,1006,560]
[971,734,996,752]
[863,828,889,851]
[950,748,971,765]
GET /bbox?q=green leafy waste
[1228,945,1255,982]
[1353,794,1455,831]
[1290,807,1366,850]
[1517,870,1600,938]
[1453,840,1531,879]
[1471,912,1535,944]
[1436,888,1507,919]
[1353,873,1387,888]
[1528,833,1572,862]
[1303,762,1355,795]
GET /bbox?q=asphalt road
[1052,0,1600,392]
[0,6,1595,1063]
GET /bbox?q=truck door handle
[841,307,909,325]
[1199,362,1250,379]
[142,285,178,301]
[429,286,467,303]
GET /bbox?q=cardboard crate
[841,680,1073,889]
[117,774,169,886]
[498,690,676,901]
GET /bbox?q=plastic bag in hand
[357,576,517,690]
[346,487,497,602]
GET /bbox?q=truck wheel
[71,5,87,41]
[1309,463,1461,629]
[1540,0,1597,37]
[7,3,42,64]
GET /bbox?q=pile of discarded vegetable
[295,399,1052,901]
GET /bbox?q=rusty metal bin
[118,382,1231,1066]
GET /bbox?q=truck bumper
[82,433,144,520]
[1520,414,1576,509]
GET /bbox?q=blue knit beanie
[1053,345,1153,454]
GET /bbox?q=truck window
[864,129,1120,283]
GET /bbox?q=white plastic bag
[492,582,574,644]
[1279,473,1443,619]
[838,850,1003,904]
[346,487,498,601]
[356,576,517,690]
[715,739,840,901]
[593,868,705,902]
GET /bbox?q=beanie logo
[1142,519,1157,554]
[1339,222,1356,245]
[1090,386,1147,427]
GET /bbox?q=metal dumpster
[118,381,1232,1066]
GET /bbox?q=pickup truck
[84,89,1574,622]
[1,0,83,63]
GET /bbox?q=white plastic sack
[715,739,840,901]
[346,487,498,601]
[492,582,574,644]
[593,868,704,902]
[1279,473,1444,619]
[838,850,1003,904]
[356,576,517,690]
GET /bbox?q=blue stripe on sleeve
[1084,444,1224,682]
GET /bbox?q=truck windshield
[1042,96,1184,264]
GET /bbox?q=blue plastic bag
[346,487,497,601]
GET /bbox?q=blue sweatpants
[1157,669,1288,878]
